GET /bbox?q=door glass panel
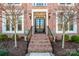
[35,18,45,33]
[40,19,44,29]
[36,19,39,29]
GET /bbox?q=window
[56,11,77,33]
[57,16,63,31]
[5,14,15,31]
[59,3,74,6]
[11,16,15,31]
[17,16,22,31]
[69,22,74,31]
[32,3,47,6]
[2,14,24,33]
[6,15,10,31]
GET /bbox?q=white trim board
[2,15,24,34]
[56,11,77,34]
[32,9,48,34]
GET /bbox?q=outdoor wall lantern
[29,13,31,20]
[48,13,51,19]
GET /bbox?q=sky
[0,0,79,3]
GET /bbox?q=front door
[35,18,45,33]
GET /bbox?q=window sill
[56,31,77,34]
[2,31,24,34]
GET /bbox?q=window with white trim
[59,3,74,6]
[6,15,10,31]
[56,11,77,33]
[2,14,24,33]
[17,16,22,31]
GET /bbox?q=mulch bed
[0,40,27,56]
[0,39,79,56]
[54,41,79,56]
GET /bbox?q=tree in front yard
[0,3,24,48]
[57,5,76,48]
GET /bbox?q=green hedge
[66,51,79,56]
[12,34,19,40]
[0,33,20,41]
[64,34,70,41]
[70,52,79,56]
[71,35,79,43]
[0,49,9,56]
[0,34,8,41]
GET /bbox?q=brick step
[28,45,51,48]
[32,35,47,37]
[31,37,48,39]
[28,49,52,52]
[33,34,46,36]
[29,42,50,44]
[30,40,49,42]
[28,43,52,46]
[32,36,48,38]
[28,34,52,52]
[29,40,51,43]
[28,50,52,52]
[28,46,52,52]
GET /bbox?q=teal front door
[35,18,45,33]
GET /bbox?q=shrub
[70,52,79,56]
[66,51,79,56]
[12,34,19,40]
[0,49,9,56]
[0,34,8,41]
[71,35,79,43]
[64,34,70,41]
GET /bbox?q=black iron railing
[48,26,55,53]
[26,26,32,54]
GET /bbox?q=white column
[46,10,48,35]
[32,10,34,35]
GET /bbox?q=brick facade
[0,3,79,39]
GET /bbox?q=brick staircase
[28,34,52,52]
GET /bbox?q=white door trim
[32,9,48,34]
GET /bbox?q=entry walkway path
[28,34,52,52]
[26,52,54,56]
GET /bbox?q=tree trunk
[53,36,56,42]
[24,35,27,41]
[14,30,17,48]
[62,32,65,48]
[62,22,65,48]
[14,16,17,48]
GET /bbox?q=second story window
[32,3,47,6]
[59,3,74,6]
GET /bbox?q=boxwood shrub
[66,51,79,56]
[0,49,9,56]
[71,35,79,43]
[70,52,79,56]
[0,34,8,41]
[12,34,19,40]
[64,34,70,41]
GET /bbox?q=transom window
[32,3,47,6]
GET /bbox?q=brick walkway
[28,34,52,52]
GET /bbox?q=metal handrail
[26,26,32,54]
[48,26,55,53]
